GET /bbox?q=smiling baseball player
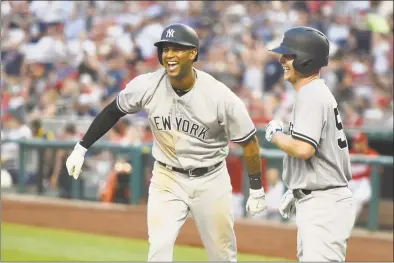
[65,23,267,261]
[265,27,356,261]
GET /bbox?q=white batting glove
[66,143,88,180]
[265,120,283,142]
[246,188,267,216]
[279,189,296,219]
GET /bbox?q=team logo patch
[166,28,175,38]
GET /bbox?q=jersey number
[334,107,348,149]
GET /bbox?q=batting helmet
[154,23,199,65]
[269,26,330,75]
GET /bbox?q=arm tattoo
[238,135,263,189]
[241,136,262,175]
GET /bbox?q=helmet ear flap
[293,55,318,75]
[294,56,328,75]
[300,59,313,68]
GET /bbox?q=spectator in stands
[349,132,379,220]
[1,1,392,134]
[74,73,102,117]
[108,118,133,145]
[1,107,32,185]
[100,158,133,204]
[341,101,364,128]
[30,118,54,140]
[50,123,82,199]
[30,118,55,193]
[29,88,61,119]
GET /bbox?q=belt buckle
[188,168,195,177]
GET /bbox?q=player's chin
[166,67,181,77]
[283,71,292,81]
[166,70,178,77]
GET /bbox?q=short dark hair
[30,119,42,129]
[64,123,76,134]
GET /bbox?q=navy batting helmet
[269,26,330,75]
[154,23,199,65]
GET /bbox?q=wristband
[79,140,90,150]
[75,142,88,155]
[249,173,262,190]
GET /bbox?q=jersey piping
[230,127,257,143]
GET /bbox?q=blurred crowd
[1,1,393,143]
[0,1,393,223]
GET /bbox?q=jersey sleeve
[222,91,256,143]
[292,92,325,150]
[116,74,150,114]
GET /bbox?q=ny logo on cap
[166,28,175,38]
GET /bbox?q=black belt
[293,185,347,199]
[157,161,222,177]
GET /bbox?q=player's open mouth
[167,62,178,71]
[283,66,290,72]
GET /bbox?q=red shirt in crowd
[350,148,379,180]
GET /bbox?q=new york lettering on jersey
[117,68,256,169]
[151,115,209,139]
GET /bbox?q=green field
[2,223,289,261]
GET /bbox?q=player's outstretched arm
[66,99,126,179]
[239,135,267,216]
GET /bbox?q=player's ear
[190,48,197,61]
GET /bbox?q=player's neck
[293,73,320,92]
[169,68,196,91]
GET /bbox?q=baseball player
[265,27,357,261]
[65,23,267,261]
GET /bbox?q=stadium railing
[2,138,392,231]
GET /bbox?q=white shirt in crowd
[1,125,33,170]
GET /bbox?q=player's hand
[66,143,88,180]
[265,120,283,142]
[246,188,267,216]
[279,189,296,219]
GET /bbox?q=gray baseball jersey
[282,79,352,190]
[116,68,256,169]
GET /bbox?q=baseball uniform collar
[300,78,325,91]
